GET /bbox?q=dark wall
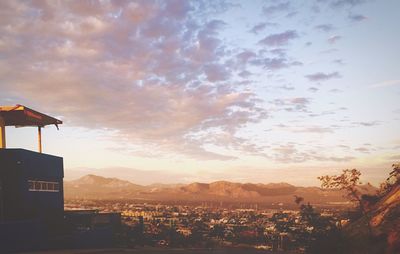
[0,149,64,224]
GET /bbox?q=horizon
[1,0,399,187]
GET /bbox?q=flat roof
[0,105,62,127]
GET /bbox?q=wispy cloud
[348,14,368,22]
[259,30,299,47]
[352,121,381,127]
[271,143,355,163]
[270,97,311,112]
[263,2,291,15]
[328,35,342,44]
[249,22,277,34]
[315,24,335,32]
[329,0,370,8]
[305,72,341,82]
[369,80,400,88]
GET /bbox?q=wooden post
[38,126,42,153]
[0,116,5,149]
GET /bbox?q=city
[63,198,347,252]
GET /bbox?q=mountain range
[64,174,378,206]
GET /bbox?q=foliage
[293,196,341,254]
[318,169,362,205]
[379,163,400,196]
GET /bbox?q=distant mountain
[64,174,378,206]
[64,174,145,199]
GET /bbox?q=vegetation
[318,169,363,209]
[379,163,400,196]
[292,195,341,254]
[314,163,400,254]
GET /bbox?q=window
[28,180,60,192]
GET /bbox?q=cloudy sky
[1,0,399,186]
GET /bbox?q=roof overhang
[0,105,62,128]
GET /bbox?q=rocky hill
[342,184,400,253]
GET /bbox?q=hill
[65,174,146,199]
[64,174,377,206]
[342,184,400,253]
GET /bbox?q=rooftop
[0,105,62,127]
[0,104,62,152]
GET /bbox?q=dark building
[0,105,64,251]
[0,149,64,225]
[0,105,123,252]
[63,210,122,248]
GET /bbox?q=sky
[1,0,399,186]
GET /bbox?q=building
[0,104,123,252]
[0,105,64,224]
[0,105,64,251]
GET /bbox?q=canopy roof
[0,105,62,128]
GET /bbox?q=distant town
[64,198,346,253]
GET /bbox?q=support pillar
[38,126,42,153]
[0,116,5,149]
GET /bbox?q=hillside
[342,184,400,253]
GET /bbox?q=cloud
[251,57,288,70]
[295,126,334,133]
[327,35,342,44]
[332,59,345,65]
[270,97,311,112]
[258,30,299,47]
[238,70,252,78]
[355,147,370,153]
[329,88,342,93]
[305,72,341,82]
[276,124,336,133]
[236,50,257,64]
[369,80,400,88]
[271,143,355,163]
[352,121,380,127]
[249,22,277,34]
[348,14,368,22]
[0,0,267,160]
[245,48,301,71]
[320,0,370,8]
[277,85,295,91]
[263,2,291,15]
[203,64,230,81]
[315,24,335,32]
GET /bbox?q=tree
[294,195,304,205]
[389,163,400,181]
[379,163,400,197]
[292,196,340,254]
[318,169,363,210]
[318,168,375,237]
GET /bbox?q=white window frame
[28,180,60,192]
